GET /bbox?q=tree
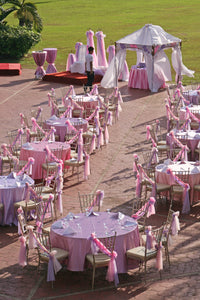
[0,0,43,32]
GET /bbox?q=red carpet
[42,71,103,85]
[0,63,21,76]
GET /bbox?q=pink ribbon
[89,84,98,95]
[31,117,45,134]
[84,151,90,180]
[42,127,56,142]
[88,190,104,211]
[90,134,96,154]
[171,211,180,235]
[166,168,190,214]
[31,231,62,282]
[18,236,27,267]
[90,233,119,286]
[155,242,163,271]
[65,120,78,134]
[60,106,72,119]
[17,157,35,176]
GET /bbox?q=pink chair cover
[95,31,108,67]
[66,53,76,71]
[86,30,98,68]
[75,42,83,61]
[107,45,115,64]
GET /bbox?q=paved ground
[0,69,200,299]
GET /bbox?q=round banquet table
[44,117,88,142]
[182,90,200,105]
[50,212,140,273]
[179,105,200,120]
[43,48,57,74]
[32,51,47,79]
[0,173,34,225]
[167,129,200,160]
[69,95,99,110]
[19,141,70,180]
[128,65,149,90]
[155,160,200,205]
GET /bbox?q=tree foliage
[0,0,43,33]
[0,23,41,58]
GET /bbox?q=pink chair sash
[32,231,62,282]
[18,236,27,267]
[88,190,104,211]
[171,211,180,235]
[17,157,35,176]
[166,168,190,214]
[90,233,119,286]
[42,127,56,142]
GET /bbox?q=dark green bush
[0,24,41,59]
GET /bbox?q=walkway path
[0,70,200,299]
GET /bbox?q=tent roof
[116,24,181,48]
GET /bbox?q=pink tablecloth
[44,117,88,142]
[128,66,149,90]
[179,105,200,120]
[182,90,200,105]
[0,173,34,225]
[70,95,99,110]
[50,212,140,273]
[19,141,70,180]
[155,161,200,204]
[167,129,200,160]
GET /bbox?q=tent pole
[151,46,155,92]
[114,42,118,88]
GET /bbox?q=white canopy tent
[101,24,194,92]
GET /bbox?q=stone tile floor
[0,70,200,299]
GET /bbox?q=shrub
[0,23,41,59]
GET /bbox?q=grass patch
[3,0,200,84]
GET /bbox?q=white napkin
[51,220,63,229]
[62,226,76,235]
[192,166,200,174]
[118,212,125,220]
[164,159,173,165]
[15,181,21,187]
[86,210,99,217]
[22,142,33,150]
[49,115,58,121]
[7,172,16,179]
[65,212,75,220]
[124,220,137,227]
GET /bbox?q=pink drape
[86,30,98,68]
[107,45,115,64]
[66,53,76,71]
[95,31,108,67]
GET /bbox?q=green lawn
[4,0,200,84]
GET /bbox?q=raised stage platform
[0,63,21,76]
[42,71,103,86]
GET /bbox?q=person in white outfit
[84,46,94,92]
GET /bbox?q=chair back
[132,197,148,231]
[36,198,55,225]
[17,211,27,235]
[173,169,190,184]
[145,225,164,255]
[78,191,100,212]
[36,231,51,251]
[100,232,116,253]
